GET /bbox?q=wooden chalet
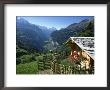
[65,37,94,71]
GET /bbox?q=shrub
[16,61,38,74]
[20,55,34,64]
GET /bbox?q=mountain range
[16,18,56,52]
[16,17,94,52]
[51,18,94,44]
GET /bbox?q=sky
[17,16,94,30]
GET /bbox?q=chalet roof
[65,37,95,60]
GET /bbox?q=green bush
[20,55,35,64]
[16,58,21,64]
[36,55,44,61]
[16,48,28,58]
[16,61,38,74]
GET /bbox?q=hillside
[51,19,94,45]
[16,17,94,74]
[16,18,56,52]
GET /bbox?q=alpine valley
[16,18,94,52]
[16,17,94,74]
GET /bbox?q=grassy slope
[16,61,38,74]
